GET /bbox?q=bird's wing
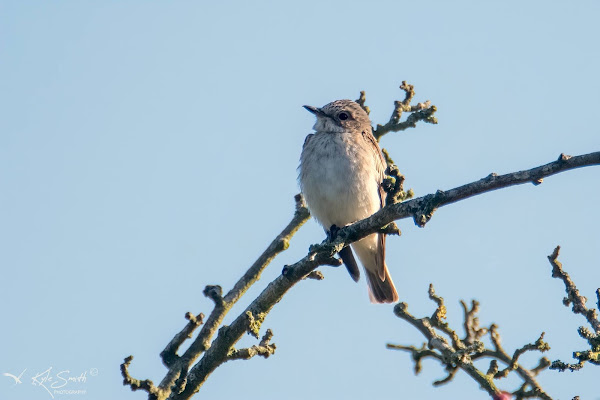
[302,133,314,150]
[362,130,387,280]
[361,130,387,176]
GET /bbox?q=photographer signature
[3,367,98,398]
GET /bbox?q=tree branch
[226,329,276,361]
[388,285,552,399]
[342,151,600,234]
[547,246,600,372]
[121,195,310,400]
[160,312,205,367]
[121,356,161,396]
[389,246,600,399]
[125,150,599,400]
[356,81,438,141]
[123,79,599,399]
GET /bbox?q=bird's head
[304,99,371,133]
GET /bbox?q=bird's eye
[338,112,349,120]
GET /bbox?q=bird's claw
[328,224,340,241]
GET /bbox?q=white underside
[299,131,383,274]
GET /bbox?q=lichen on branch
[547,246,600,372]
[121,83,599,400]
[388,285,552,399]
[355,81,438,142]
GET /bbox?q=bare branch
[461,300,488,346]
[128,150,598,399]
[124,78,599,400]
[386,343,442,374]
[226,329,276,361]
[372,81,438,141]
[389,290,501,397]
[355,82,437,142]
[531,358,552,376]
[548,246,600,333]
[355,90,370,115]
[475,325,551,398]
[304,271,325,280]
[203,285,224,306]
[547,246,600,372]
[121,356,162,398]
[345,151,600,231]
[160,312,205,367]
[389,287,552,399]
[123,195,310,400]
[494,333,550,378]
[382,164,412,206]
[433,366,459,386]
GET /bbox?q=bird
[298,99,398,303]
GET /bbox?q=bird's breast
[299,132,382,229]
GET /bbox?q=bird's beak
[303,105,326,117]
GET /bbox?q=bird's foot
[327,224,340,241]
[325,225,343,268]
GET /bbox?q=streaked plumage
[298,100,398,303]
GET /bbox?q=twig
[461,300,488,346]
[346,152,600,231]
[226,329,276,361]
[124,87,599,400]
[547,246,600,372]
[548,246,600,333]
[355,82,437,143]
[121,356,161,397]
[389,288,500,397]
[369,81,438,141]
[160,312,205,367]
[127,150,599,399]
[388,286,552,399]
[382,164,412,206]
[122,194,310,400]
[476,325,551,399]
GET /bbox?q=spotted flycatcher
[298,99,398,303]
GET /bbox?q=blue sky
[1,1,599,399]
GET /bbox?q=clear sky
[1,1,599,399]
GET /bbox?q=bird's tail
[352,234,398,304]
[365,264,398,304]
